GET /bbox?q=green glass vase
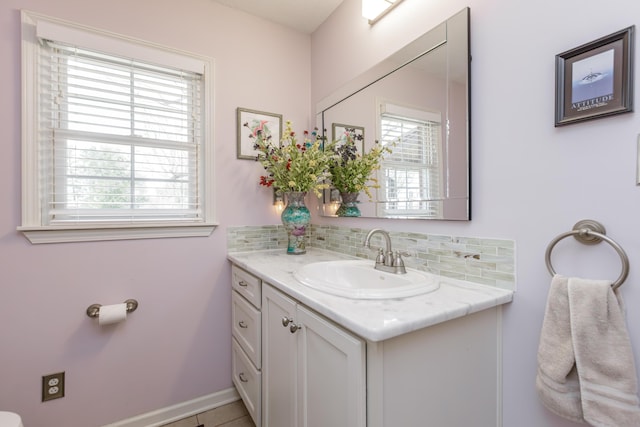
[281,191,310,255]
[336,192,361,217]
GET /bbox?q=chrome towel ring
[545,219,630,289]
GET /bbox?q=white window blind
[39,40,203,224]
[379,111,442,218]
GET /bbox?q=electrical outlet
[42,372,65,402]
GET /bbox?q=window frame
[376,102,443,219]
[19,10,217,244]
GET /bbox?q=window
[20,11,216,243]
[377,103,442,218]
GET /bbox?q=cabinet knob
[238,320,248,329]
[282,316,293,327]
[238,372,248,383]
[238,280,248,287]
[290,323,301,333]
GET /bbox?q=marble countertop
[227,248,514,342]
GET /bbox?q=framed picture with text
[237,108,283,159]
[555,26,634,126]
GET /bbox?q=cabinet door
[296,305,366,427]
[262,284,298,427]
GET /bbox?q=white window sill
[17,223,218,244]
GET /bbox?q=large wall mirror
[317,7,470,220]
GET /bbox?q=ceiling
[211,0,345,33]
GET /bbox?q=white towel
[536,275,640,426]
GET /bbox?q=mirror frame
[317,7,471,220]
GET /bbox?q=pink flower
[252,120,269,136]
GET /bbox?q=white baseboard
[103,387,240,427]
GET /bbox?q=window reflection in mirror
[377,102,443,218]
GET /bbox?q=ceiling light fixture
[362,0,404,25]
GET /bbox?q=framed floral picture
[331,123,365,153]
[555,26,634,126]
[237,108,283,159]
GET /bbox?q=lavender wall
[0,1,306,425]
[3,0,640,426]
[312,1,640,426]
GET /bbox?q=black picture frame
[555,26,634,126]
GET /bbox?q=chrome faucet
[363,229,406,274]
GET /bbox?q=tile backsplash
[227,225,515,290]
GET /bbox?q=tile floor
[160,400,255,427]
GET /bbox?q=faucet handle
[393,251,408,274]
[375,248,386,265]
[393,251,406,266]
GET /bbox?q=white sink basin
[293,260,440,299]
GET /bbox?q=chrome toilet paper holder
[86,299,139,318]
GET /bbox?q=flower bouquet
[249,119,334,254]
[326,128,391,216]
[250,120,333,197]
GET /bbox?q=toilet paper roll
[98,303,128,325]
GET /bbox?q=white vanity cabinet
[231,265,262,426]
[228,251,512,427]
[261,283,366,427]
[365,306,502,427]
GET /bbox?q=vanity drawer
[232,337,261,427]
[232,265,261,309]
[232,290,262,368]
